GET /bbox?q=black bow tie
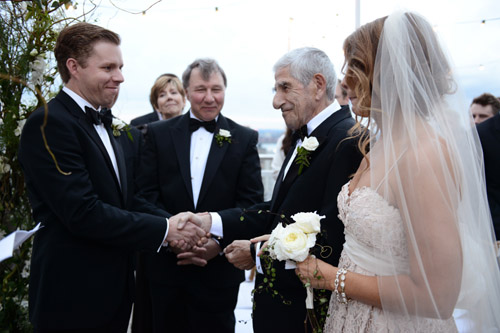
[85,106,113,127]
[189,118,216,133]
[291,125,309,145]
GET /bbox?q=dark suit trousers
[34,298,131,333]
[253,274,310,333]
[149,282,239,333]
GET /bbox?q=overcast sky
[75,0,500,129]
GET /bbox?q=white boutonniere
[215,128,232,147]
[111,118,133,141]
[295,136,319,175]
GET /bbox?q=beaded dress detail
[323,181,457,332]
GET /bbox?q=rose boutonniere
[295,136,319,175]
[111,118,133,141]
[215,128,232,147]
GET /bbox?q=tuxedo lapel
[171,113,194,205]
[197,115,230,205]
[107,127,128,205]
[56,97,119,191]
[269,146,295,209]
[270,105,352,212]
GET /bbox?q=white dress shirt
[189,110,219,209]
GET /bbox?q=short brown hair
[182,58,227,91]
[471,93,500,115]
[55,22,120,83]
[149,74,185,110]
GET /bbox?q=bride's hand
[295,256,336,290]
[250,234,270,256]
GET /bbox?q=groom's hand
[167,212,209,249]
[224,240,255,270]
[175,211,212,235]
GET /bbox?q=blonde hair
[149,74,185,110]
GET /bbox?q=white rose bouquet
[267,212,323,262]
[266,211,325,310]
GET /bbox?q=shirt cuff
[255,242,264,274]
[209,212,223,238]
[158,217,169,252]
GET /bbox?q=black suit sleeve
[19,108,167,251]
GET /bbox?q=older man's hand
[176,238,221,267]
[224,240,256,270]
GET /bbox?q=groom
[190,47,363,332]
[18,22,206,332]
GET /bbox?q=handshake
[164,212,217,266]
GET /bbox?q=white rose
[14,119,26,136]
[301,136,319,151]
[270,224,316,262]
[291,212,324,234]
[2,163,11,173]
[219,129,231,137]
[112,118,125,130]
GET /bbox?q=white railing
[259,153,276,201]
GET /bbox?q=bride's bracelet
[334,267,349,304]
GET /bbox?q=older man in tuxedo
[135,58,263,333]
[18,22,206,332]
[192,47,363,332]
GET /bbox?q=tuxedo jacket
[219,105,362,330]
[138,112,264,287]
[130,111,160,127]
[477,113,500,240]
[18,91,168,330]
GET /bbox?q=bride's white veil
[354,11,500,331]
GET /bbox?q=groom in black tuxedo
[196,47,362,333]
[17,22,206,332]
[135,58,263,332]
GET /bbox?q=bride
[296,11,500,332]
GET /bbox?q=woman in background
[130,73,186,128]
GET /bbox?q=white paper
[0,222,42,263]
[285,259,297,270]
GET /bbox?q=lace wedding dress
[323,181,458,332]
